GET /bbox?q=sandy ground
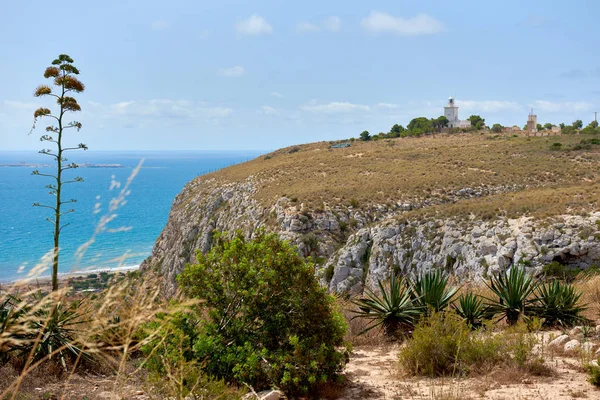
[337,344,599,400]
[3,338,599,399]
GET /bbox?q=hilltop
[142,132,600,295]
[209,133,599,218]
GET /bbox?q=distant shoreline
[0,163,125,168]
[0,264,141,285]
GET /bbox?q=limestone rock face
[141,173,600,297]
[321,213,600,294]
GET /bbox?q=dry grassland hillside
[210,133,600,219]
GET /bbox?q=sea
[0,150,264,282]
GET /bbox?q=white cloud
[270,91,284,98]
[218,66,245,77]
[202,107,233,118]
[3,100,40,110]
[296,22,320,33]
[376,103,402,109]
[151,20,170,30]
[297,16,341,34]
[530,100,594,113]
[300,101,370,114]
[259,106,278,115]
[87,99,232,120]
[361,11,443,36]
[236,14,272,36]
[324,16,341,32]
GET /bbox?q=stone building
[526,111,538,134]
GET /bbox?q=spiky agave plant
[532,280,588,327]
[10,291,92,371]
[407,270,458,317]
[352,273,420,336]
[453,292,488,329]
[484,266,539,325]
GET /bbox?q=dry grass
[198,133,600,218]
[0,275,239,400]
[574,275,600,321]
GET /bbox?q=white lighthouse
[443,97,470,129]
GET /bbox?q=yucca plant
[8,291,92,371]
[352,273,420,336]
[532,280,588,327]
[453,292,488,329]
[484,266,539,325]
[408,270,458,317]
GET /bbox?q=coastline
[0,264,141,286]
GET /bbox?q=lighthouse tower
[443,96,470,129]
[444,97,460,127]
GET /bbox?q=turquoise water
[0,150,263,281]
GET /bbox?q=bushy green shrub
[140,309,240,399]
[399,311,471,376]
[587,362,600,386]
[399,311,544,377]
[177,230,349,397]
[542,261,579,282]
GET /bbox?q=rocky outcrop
[142,174,600,297]
[322,213,600,294]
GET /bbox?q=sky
[1,0,599,151]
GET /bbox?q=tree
[359,130,371,141]
[491,123,504,133]
[432,116,449,132]
[407,117,433,136]
[573,120,583,129]
[559,123,566,129]
[537,123,544,131]
[31,54,87,291]
[389,123,405,137]
[178,231,348,396]
[544,123,553,130]
[590,120,599,129]
[468,115,485,130]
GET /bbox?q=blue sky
[1,0,599,151]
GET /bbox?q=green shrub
[140,309,240,399]
[399,311,470,376]
[453,293,488,329]
[485,267,538,325]
[542,261,579,282]
[177,230,348,397]
[399,311,506,377]
[587,362,600,386]
[532,280,588,327]
[399,311,544,378]
[407,270,458,317]
[550,142,563,150]
[352,273,420,337]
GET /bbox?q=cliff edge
[141,133,600,296]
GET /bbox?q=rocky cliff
[141,135,600,296]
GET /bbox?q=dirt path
[337,345,599,400]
